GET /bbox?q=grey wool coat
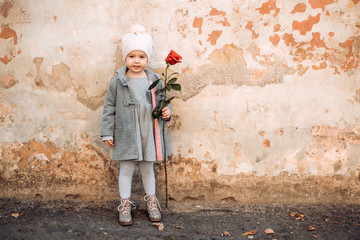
[100,66,170,161]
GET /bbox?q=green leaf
[168,72,179,78]
[167,78,177,85]
[171,83,181,91]
[165,84,172,91]
[148,79,160,90]
[159,99,166,110]
[155,89,163,96]
[165,97,175,105]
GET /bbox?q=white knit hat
[122,24,153,62]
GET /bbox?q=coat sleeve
[100,75,118,137]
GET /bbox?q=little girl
[100,25,171,226]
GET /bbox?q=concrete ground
[0,198,359,240]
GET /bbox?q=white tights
[119,161,156,199]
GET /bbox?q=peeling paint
[208,44,246,65]
[309,0,335,11]
[0,0,13,18]
[163,174,360,203]
[0,94,15,127]
[312,62,327,70]
[292,13,321,35]
[0,25,18,45]
[0,25,21,65]
[263,140,271,148]
[166,155,218,182]
[282,33,297,47]
[0,75,17,89]
[245,21,259,39]
[269,34,280,46]
[354,89,360,103]
[307,125,360,176]
[207,30,222,45]
[209,7,230,26]
[256,0,280,17]
[33,57,44,86]
[0,55,12,64]
[338,37,360,71]
[49,62,72,91]
[75,86,106,111]
[291,3,306,14]
[157,153,360,203]
[166,115,181,130]
[178,45,293,101]
[192,17,203,34]
[209,7,225,17]
[273,24,280,32]
[0,140,117,199]
[310,32,326,50]
[33,57,43,70]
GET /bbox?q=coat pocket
[113,128,138,160]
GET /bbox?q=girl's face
[125,50,148,77]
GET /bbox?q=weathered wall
[1,0,360,203]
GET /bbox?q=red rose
[165,50,182,65]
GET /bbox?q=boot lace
[144,195,162,212]
[117,198,135,213]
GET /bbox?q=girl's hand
[105,140,114,147]
[161,107,170,119]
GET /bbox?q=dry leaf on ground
[312,235,318,238]
[289,211,305,220]
[307,226,316,231]
[242,230,256,236]
[264,228,275,234]
[11,213,23,218]
[175,226,184,229]
[152,223,164,231]
[290,211,298,217]
[247,236,254,239]
[296,214,305,220]
[221,231,231,237]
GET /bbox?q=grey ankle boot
[144,194,162,222]
[118,198,135,226]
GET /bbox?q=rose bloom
[165,50,182,65]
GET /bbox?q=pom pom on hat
[122,24,153,62]
[130,24,145,34]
